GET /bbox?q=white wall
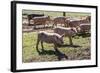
[0,0,99,73]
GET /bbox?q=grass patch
[22,10,90,19]
[22,32,91,63]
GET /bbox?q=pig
[54,27,77,45]
[36,31,64,52]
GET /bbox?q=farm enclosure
[22,10,91,63]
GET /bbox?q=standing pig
[54,27,77,45]
[77,24,91,33]
[36,31,64,52]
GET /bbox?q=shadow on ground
[37,48,68,61]
[76,33,91,38]
[57,44,81,48]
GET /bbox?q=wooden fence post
[63,12,66,16]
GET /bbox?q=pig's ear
[71,28,76,31]
[76,26,80,32]
[71,27,74,31]
[61,34,65,38]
